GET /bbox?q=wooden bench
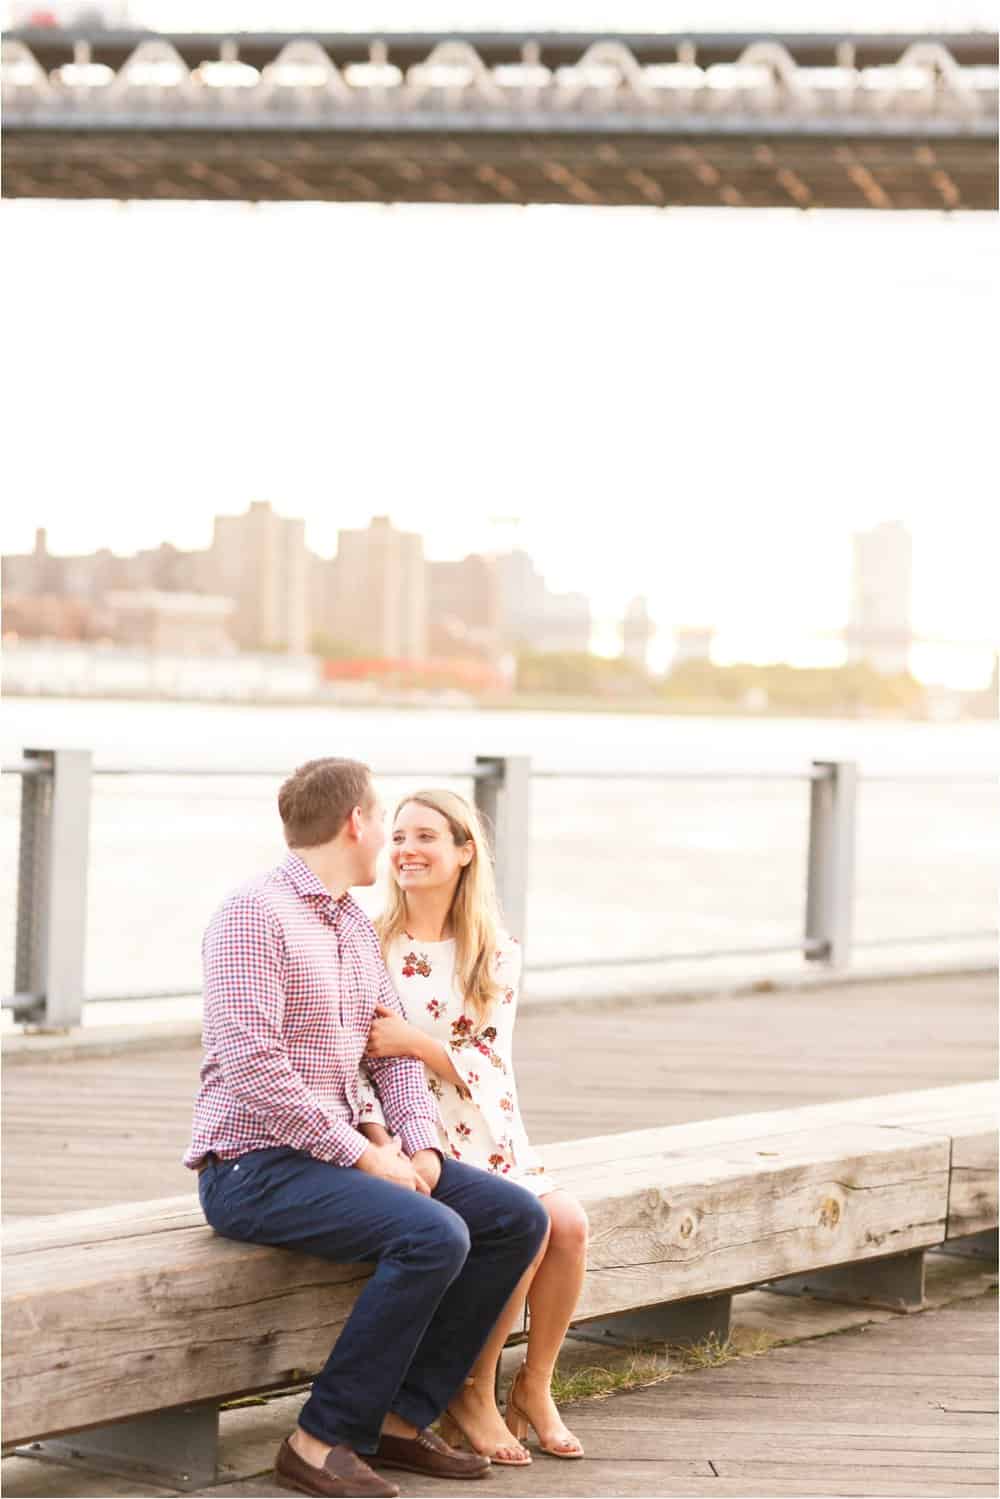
[4,1081,996,1490]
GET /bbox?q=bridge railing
[3,36,997,126]
[3,748,996,1028]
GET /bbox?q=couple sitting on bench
[184,756,590,1497]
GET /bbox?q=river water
[2,697,996,1023]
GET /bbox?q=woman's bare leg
[508,1191,589,1453]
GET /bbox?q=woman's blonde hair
[376,788,502,1024]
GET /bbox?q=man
[185,757,549,1499]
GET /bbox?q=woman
[357,789,589,1466]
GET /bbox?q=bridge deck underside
[4,129,996,209]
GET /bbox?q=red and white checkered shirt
[184,852,441,1171]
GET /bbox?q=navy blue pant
[198,1148,549,1454]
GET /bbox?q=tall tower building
[848,521,913,676]
[621,596,654,670]
[329,515,427,659]
[209,501,308,654]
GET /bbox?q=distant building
[128,541,212,595]
[1,528,212,605]
[848,521,913,676]
[1,529,61,595]
[494,549,547,645]
[2,529,130,601]
[621,596,654,671]
[328,515,427,659]
[494,549,591,654]
[673,626,716,666]
[209,501,308,654]
[104,591,236,655]
[1,591,111,642]
[427,554,502,662]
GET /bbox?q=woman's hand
[365,1003,424,1061]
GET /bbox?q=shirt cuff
[397,1117,442,1157]
[325,1122,369,1169]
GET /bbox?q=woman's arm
[365,1003,466,1088]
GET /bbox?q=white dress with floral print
[358,930,555,1196]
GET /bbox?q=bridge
[3,30,997,209]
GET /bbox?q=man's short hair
[278,758,374,849]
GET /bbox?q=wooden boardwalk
[2,971,997,1498]
[2,971,995,1218]
[4,1290,994,1498]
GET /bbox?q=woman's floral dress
[358,930,555,1196]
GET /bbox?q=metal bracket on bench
[932,1229,999,1265]
[14,1403,219,1493]
[568,1293,732,1349]
[763,1248,926,1312]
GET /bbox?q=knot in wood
[818,1195,842,1228]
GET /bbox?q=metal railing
[3,748,996,1027]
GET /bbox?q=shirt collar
[280,851,354,910]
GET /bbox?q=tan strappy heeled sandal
[504,1365,584,1459]
[439,1377,532,1466]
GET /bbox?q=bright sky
[2,3,997,684]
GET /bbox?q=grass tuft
[547,1324,782,1406]
[550,1352,672,1403]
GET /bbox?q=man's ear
[348,805,364,842]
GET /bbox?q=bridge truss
[3,31,997,209]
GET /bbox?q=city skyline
[3,200,995,686]
[5,505,991,693]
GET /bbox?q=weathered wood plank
[2,1086,991,1448]
[568,1431,997,1466]
[573,1123,949,1319]
[710,1458,998,1483]
[4,1238,372,1445]
[950,1124,1000,1237]
[539,1082,996,1166]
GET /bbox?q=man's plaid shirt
[184,852,441,1170]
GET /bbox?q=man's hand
[356,1139,431,1194]
[410,1148,442,1193]
[365,1004,424,1061]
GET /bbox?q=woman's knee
[546,1192,589,1254]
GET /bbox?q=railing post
[804,759,857,968]
[14,748,92,1028]
[474,755,530,953]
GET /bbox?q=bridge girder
[3,32,996,209]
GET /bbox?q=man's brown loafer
[372,1426,491,1479]
[275,1436,400,1498]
